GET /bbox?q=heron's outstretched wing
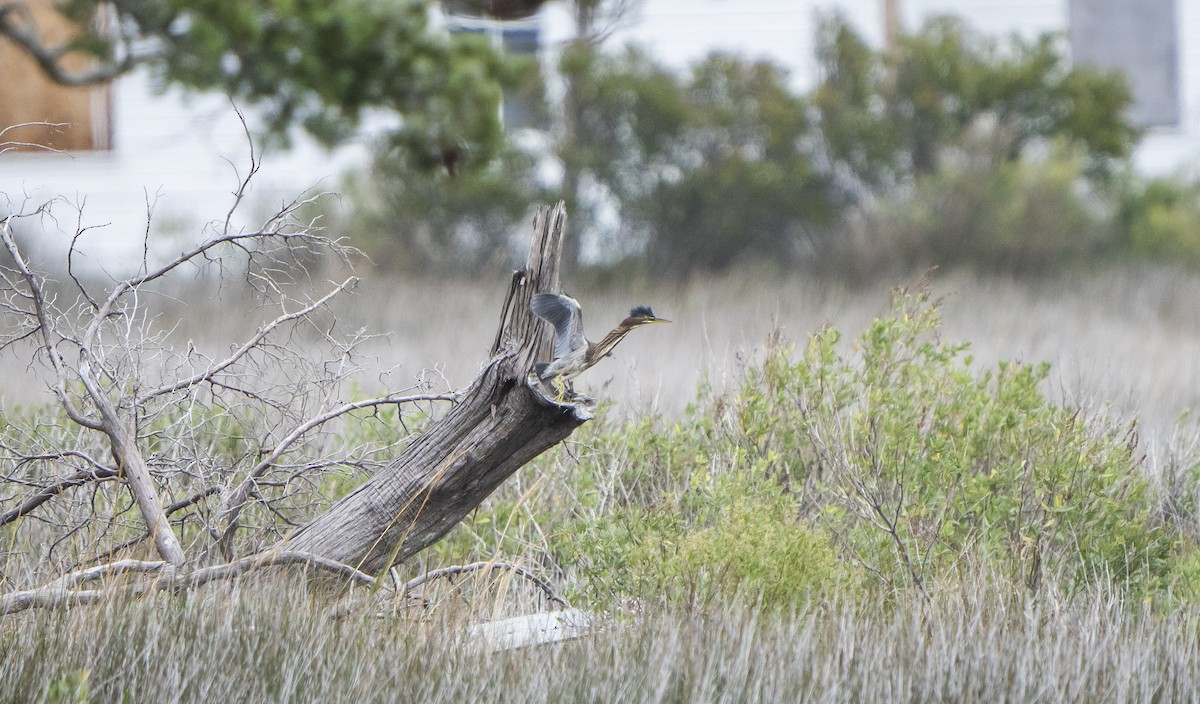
[531,292,585,360]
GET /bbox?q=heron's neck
[590,325,632,360]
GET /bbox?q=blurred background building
[0,0,1193,260]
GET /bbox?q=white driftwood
[469,608,593,652]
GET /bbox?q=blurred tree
[0,0,532,171]
[642,55,836,272]
[358,41,835,276]
[554,0,642,271]
[557,44,688,258]
[811,16,902,195]
[340,10,1137,277]
[349,141,544,271]
[352,0,642,274]
[813,14,1138,197]
[560,48,836,274]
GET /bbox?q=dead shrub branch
[0,550,385,616]
[0,129,456,595]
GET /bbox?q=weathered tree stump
[283,202,589,573]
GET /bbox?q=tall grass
[1,580,1195,703]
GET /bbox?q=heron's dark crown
[629,305,656,318]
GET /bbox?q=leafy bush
[527,286,1179,609]
[840,151,1111,277]
[560,471,844,612]
[642,475,843,611]
[1116,177,1200,265]
[734,287,1171,596]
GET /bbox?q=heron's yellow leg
[552,376,568,402]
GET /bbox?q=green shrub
[464,285,1182,610]
[1116,176,1200,265]
[646,475,843,611]
[738,287,1171,596]
[552,285,1177,608]
[559,471,844,612]
[863,152,1110,276]
[1165,544,1200,607]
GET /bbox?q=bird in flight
[530,292,671,402]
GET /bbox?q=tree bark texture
[283,203,590,573]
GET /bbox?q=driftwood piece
[468,608,592,652]
[283,203,590,573]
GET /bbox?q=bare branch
[216,391,459,555]
[0,121,66,140]
[52,559,170,589]
[0,121,69,154]
[136,277,359,404]
[403,560,569,608]
[0,465,119,527]
[110,228,343,296]
[0,215,104,430]
[79,487,222,567]
[75,355,186,565]
[0,550,385,616]
[183,550,384,590]
[222,104,261,237]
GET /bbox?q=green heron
[531,292,671,401]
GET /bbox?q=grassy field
[3,263,1200,701]
[2,580,1195,703]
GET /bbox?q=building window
[1069,0,1180,128]
[499,27,543,130]
[447,16,547,132]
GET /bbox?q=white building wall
[0,67,371,268]
[1134,0,1200,176]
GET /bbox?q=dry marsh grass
[310,264,1200,442]
[5,262,1199,440]
[1,580,1196,703]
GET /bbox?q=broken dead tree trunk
[282,203,589,574]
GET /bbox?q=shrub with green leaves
[531,286,1177,610]
[855,151,1110,276]
[736,287,1170,596]
[1116,176,1200,265]
[557,471,843,612]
